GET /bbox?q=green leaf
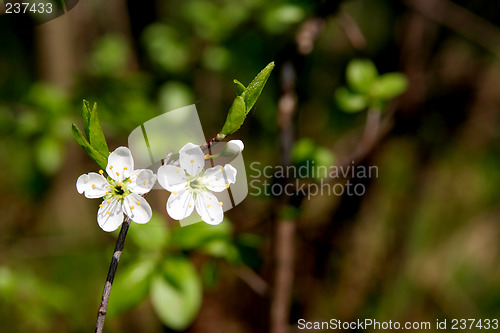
[243,61,275,114]
[71,124,108,170]
[220,95,246,135]
[233,79,246,96]
[150,256,202,331]
[107,258,155,317]
[127,215,169,251]
[83,100,109,158]
[334,87,368,113]
[220,62,275,136]
[82,100,91,138]
[371,73,408,99]
[170,220,232,251]
[346,59,378,93]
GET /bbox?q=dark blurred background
[1,0,500,332]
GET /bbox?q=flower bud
[221,140,244,156]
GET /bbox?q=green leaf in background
[291,138,336,180]
[233,79,246,96]
[220,95,246,136]
[243,61,275,114]
[71,124,108,170]
[220,62,275,136]
[346,59,378,94]
[82,100,109,159]
[127,215,169,251]
[170,220,232,251]
[371,73,408,99]
[107,258,155,317]
[150,256,202,331]
[334,87,368,113]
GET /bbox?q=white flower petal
[106,147,134,181]
[203,164,237,192]
[195,191,224,225]
[97,198,124,232]
[128,169,157,195]
[76,173,109,198]
[166,189,195,220]
[179,143,205,177]
[157,165,188,192]
[123,193,152,224]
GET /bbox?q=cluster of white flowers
[77,141,243,231]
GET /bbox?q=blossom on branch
[158,143,237,225]
[77,147,156,232]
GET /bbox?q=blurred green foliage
[1,0,500,332]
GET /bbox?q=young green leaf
[243,61,275,114]
[220,95,246,136]
[371,73,408,99]
[233,79,246,96]
[82,100,92,138]
[83,100,109,158]
[150,256,202,331]
[346,59,378,94]
[220,62,275,135]
[334,87,368,113]
[71,124,108,170]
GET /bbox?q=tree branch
[95,216,131,333]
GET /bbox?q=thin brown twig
[336,10,367,50]
[406,0,500,57]
[95,216,131,333]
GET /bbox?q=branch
[406,0,500,58]
[95,216,131,333]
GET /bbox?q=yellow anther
[110,165,113,170]
[118,183,122,187]
[190,159,194,163]
[128,179,132,183]
[106,211,111,215]
[92,184,96,189]
[118,195,123,199]
[137,201,141,205]
[218,202,223,206]
[173,191,177,195]
[203,155,209,160]
[123,167,127,170]
[116,172,120,176]
[124,193,129,197]
[220,167,224,171]
[225,184,229,189]
[189,204,192,208]
[176,169,180,174]
[130,206,135,210]
[207,204,211,208]
[99,204,103,208]
[99,170,104,174]
[107,200,111,204]
[143,181,146,185]
[136,174,140,177]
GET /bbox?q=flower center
[114,184,125,195]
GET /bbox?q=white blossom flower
[76,147,157,232]
[157,143,237,225]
